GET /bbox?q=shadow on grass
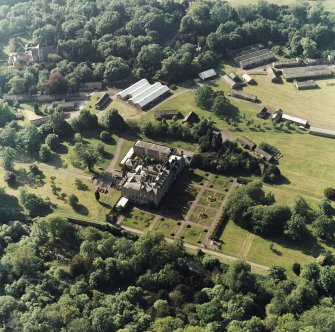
[99,201,112,209]
[55,144,68,155]
[73,204,89,216]
[15,168,45,189]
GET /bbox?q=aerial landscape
[0,0,335,330]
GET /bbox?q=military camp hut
[228,73,239,81]
[95,92,112,110]
[242,73,255,84]
[154,110,180,120]
[254,147,273,162]
[257,107,269,119]
[182,111,199,125]
[237,136,256,150]
[234,48,276,69]
[272,60,302,69]
[133,84,170,110]
[221,75,238,89]
[117,79,149,100]
[294,80,318,90]
[267,67,280,83]
[282,114,309,128]
[199,69,216,81]
[282,65,333,81]
[309,127,335,139]
[231,91,258,103]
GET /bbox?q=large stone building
[121,140,188,206]
[133,140,175,163]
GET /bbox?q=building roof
[96,92,111,106]
[235,48,271,62]
[229,43,264,57]
[282,65,333,80]
[129,82,162,104]
[238,50,276,68]
[254,147,273,161]
[242,73,254,83]
[231,91,258,102]
[116,197,129,208]
[273,60,301,68]
[135,85,169,108]
[237,136,256,149]
[199,69,216,80]
[282,113,308,126]
[134,140,174,155]
[222,74,238,88]
[228,73,239,81]
[267,67,278,80]
[120,147,134,166]
[154,109,179,119]
[117,79,149,99]
[182,111,199,124]
[128,82,151,99]
[309,127,335,138]
[294,80,318,89]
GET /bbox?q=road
[105,138,125,174]
[121,224,269,274]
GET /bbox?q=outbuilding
[199,69,216,81]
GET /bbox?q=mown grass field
[225,0,335,13]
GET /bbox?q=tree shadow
[46,153,64,168]
[55,144,68,155]
[73,204,89,216]
[99,201,112,209]
[16,168,45,189]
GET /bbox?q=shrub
[68,194,79,208]
[39,145,52,162]
[324,187,335,200]
[292,263,301,276]
[75,178,88,191]
[100,131,111,143]
[45,134,60,150]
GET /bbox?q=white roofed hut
[128,82,162,105]
[199,69,216,81]
[242,73,255,84]
[117,79,149,100]
[134,85,170,110]
[281,114,309,128]
[221,74,238,89]
[309,127,335,139]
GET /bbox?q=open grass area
[208,175,233,191]
[242,74,335,129]
[199,191,225,209]
[95,190,121,222]
[50,130,119,174]
[153,217,180,237]
[121,208,155,230]
[181,224,207,244]
[0,164,105,221]
[225,0,335,13]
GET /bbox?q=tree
[0,147,16,170]
[95,191,100,201]
[194,85,215,110]
[39,145,52,162]
[45,73,69,94]
[18,125,42,154]
[268,265,287,283]
[100,131,111,143]
[137,44,162,73]
[45,134,60,150]
[317,198,334,217]
[19,188,50,217]
[301,37,319,58]
[313,214,335,241]
[0,100,14,127]
[324,187,335,201]
[32,24,56,45]
[284,213,307,241]
[73,143,99,172]
[71,110,99,133]
[103,57,130,82]
[102,109,127,132]
[91,307,115,332]
[141,121,155,137]
[68,194,79,209]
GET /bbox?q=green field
[181,224,207,244]
[225,0,335,13]
[121,209,155,230]
[153,217,180,237]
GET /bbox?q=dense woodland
[0,215,334,331]
[0,0,335,331]
[0,0,334,96]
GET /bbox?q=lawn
[0,164,106,221]
[199,191,225,209]
[225,0,335,14]
[153,217,180,237]
[180,224,207,244]
[208,175,233,191]
[121,208,155,230]
[50,130,119,174]
[95,190,121,222]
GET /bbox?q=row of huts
[236,136,274,162]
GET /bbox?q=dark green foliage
[262,164,282,184]
[102,109,127,133]
[324,187,335,201]
[18,188,50,217]
[45,134,60,150]
[71,110,99,133]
